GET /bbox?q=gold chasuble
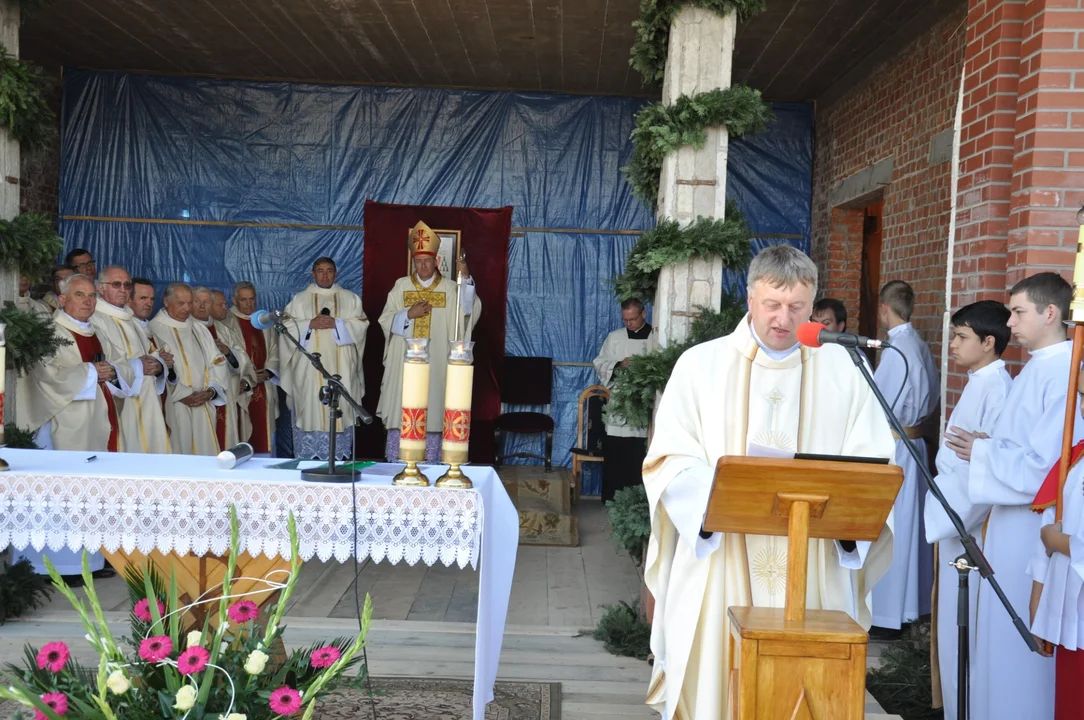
[402,274,447,339]
[642,315,896,720]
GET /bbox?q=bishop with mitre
[642,244,895,719]
[149,283,230,456]
[280,257,369,460]
[377,221,481,462]
[225,281,280,455]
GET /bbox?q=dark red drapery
[359,200,510,464]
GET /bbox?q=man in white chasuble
[377,221,481,462]
[642,244,896,720]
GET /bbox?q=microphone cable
[881,344,910,414]
[348,416,379,720]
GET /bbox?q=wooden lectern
[711,456,902,720]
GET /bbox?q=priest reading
[90,266,173,455]
[377,220,481,462]
[225,281,280,455]
[642,245,895,719]
[281,257,369,460]
[149,283,230,456]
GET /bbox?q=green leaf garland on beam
[0,44,55,152]
[0,305,71,375]
[0,212,64,279]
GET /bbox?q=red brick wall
[811,8,968,374]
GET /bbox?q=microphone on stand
[249,308,284,330]
[796,321,890,350]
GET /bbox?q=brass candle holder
[437,341,474,489]
[394,337,431,487]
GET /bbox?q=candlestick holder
[394,337,431,487]
[1072,206,1084,324]
[437,341,474,489]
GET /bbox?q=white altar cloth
[0,449,519,720]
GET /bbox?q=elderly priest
[193,286,255,450]
[377,221,481,462]
[642,244,895,719]
[91,265,173,454]
[225,281,279,455]
[281,257,369,460]
[149,283,229,455]
[21,273,135,579]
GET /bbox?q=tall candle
[398,338,431,463]
[0,323,7,427]
[441,342,475,465]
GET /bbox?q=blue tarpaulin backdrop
[58,69,813,494]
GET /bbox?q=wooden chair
[569,385,609,505]
[494,356,554,471]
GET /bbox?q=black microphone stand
[273,316,372,483]
[844,345,1038,720]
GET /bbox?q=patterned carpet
[1,679,560,720]
[500,465,580,548]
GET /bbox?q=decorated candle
[441,341,475,465]
[0,323,8,424]
[398,338,430,462]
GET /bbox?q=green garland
[607,296,746,428]
[630,0,766,85]
[4,422,38,448]
[0,558,53,625]
[605,485,652,564]
[0,305,70,374]
[0,44,55,151]
[0,212,64,279]
[613,202,752,302]
[623,86,773,205]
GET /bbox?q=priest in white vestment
[225,281,280,455]
[377,221,480,462]
[945,272,1078,720]
[129,277,156,327]
[593,296,657,502]
[923,300,1012,720]
[90,266,173,455]
[20,274,135,578]
[148,283,229,456]
[192,287,255,450]
[871,280,940,631]
[41,264,73,312]
[643,245,896,720]
[280,257,369,460]
[14,276,52,432]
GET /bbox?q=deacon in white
[149,283,230,456]
[224,282,280,456]
[946,272,1077,720]
[871,280,939,630]
[378,221,480,462]
[90,266,174,455]
[280,256,368,460]
[643,245,895,720]
[924,300,1012,720]
[20,274,134,576]
[192,287,255,449]
[593,296,657,502]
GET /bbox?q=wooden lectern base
[727,606,868,720]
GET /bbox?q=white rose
[106,670,130,695]
[221,714,247,720]
[243,649,269,675]
[173,685,197,711]
[186,630,203,648]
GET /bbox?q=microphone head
[320,307,330,316]
[796,322,826,348]
[250,309,274,330]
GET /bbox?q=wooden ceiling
[19,0,962,101]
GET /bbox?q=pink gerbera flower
[35,641,70,673]
[138,635,173,663]
[35,692,68,719]
[309,645,341,669]
[176,645,210,676]
[227,599,259,624]
[134,598,166,623]
[269,686,303,715]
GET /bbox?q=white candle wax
[441,363,474,460]
[0,344,6,396]
[400,360,430,454]
[444,363,473,410]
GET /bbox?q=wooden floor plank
[406,562,460,621]
[546,546,593,628]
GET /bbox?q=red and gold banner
[400,407,428,441]
[443,408,471,443]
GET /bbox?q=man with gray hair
[191,286,255,450]
[224,281,280,455]
[641,244,896,719]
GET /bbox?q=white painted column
[653,6,736,348]
[0,0,17,572]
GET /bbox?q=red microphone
[796,321,887,350]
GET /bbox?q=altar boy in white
[946,272,1078,720]
[924,300,1012,720]
[871,280,939,632]
[642,245,896,719]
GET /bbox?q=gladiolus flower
[220,714,247,720]
[227,600,259,624]
[133,598,165,623]
[309,645,341,669]
[35,692,67,719]
[186,630,203,648]
[106,669,130,695]
[173,684,197,711]
[269,686,302,715]
[138,635,173,663]
[177,645,210,676]
[35,642,69,673]
[244,649,269,675]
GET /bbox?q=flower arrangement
[0,507,374,719]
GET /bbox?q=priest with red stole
[21,273,135,580]
[224,281,280,455]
